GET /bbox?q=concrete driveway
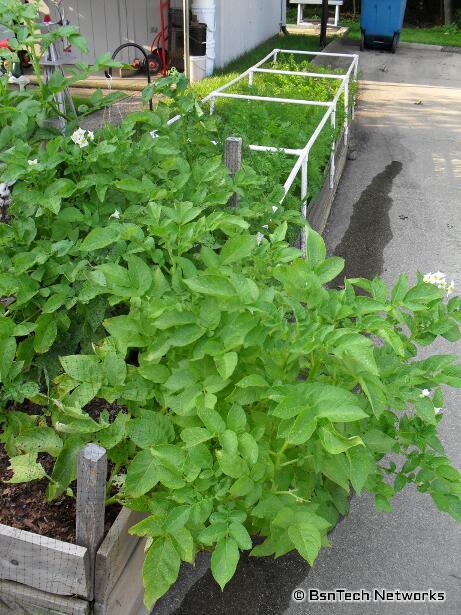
[151,41,461,615]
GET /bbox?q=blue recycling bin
[360,0,407,53]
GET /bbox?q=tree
[352,0,357,18]
[443,0,453,24]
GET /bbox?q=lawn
[285,3,461,48]
[342,18,461,48]
[192,32,322,97]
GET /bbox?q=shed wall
[215,0,284,68]
[1,0,285,69]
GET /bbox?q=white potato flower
[110,210,121,219]
[71,128,92,149]
[150,130,159,139]
[423,271,455,297]
[28,159,38,166]
[420,389,431,398]
[71,127,86,143]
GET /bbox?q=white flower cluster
[71,127,95,149]
[423,271,455,296]
[28,159,38,166]
[110,209,121,220]
[419,388,443,414]
[150,129,159,139]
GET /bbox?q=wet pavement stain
[333,161,402,283]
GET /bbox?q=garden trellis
[201,48,359,253]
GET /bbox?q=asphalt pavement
[290,39,461,615]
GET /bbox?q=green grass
[218,32,321,73]
[287,6,298,23]
[192,32,322,97]
[285,5,461,48]
[343,18,461,47]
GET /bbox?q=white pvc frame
[201,48,359,254]
[167,48,359,254]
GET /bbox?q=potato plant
[1,3,461,610]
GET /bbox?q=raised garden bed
[0,445,145,615]
[306,125,348,233]
[193,47,358,246]
[0,48,359,615]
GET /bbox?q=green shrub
[454,9,461,29]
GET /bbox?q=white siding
[65,0,283,68]
[0,0,284,69]
[65,0,162,63]
[214,0,284,69]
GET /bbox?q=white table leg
[297,3,302,25]
[335,5,340,27]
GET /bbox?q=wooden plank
[126,0,137,45]
[93,537,146,615]
[77,0,96,61]
[76,444,107,601]
[90,0,108,59]
[146,0,159,42]
[117,0,131,63]
[0,524,91,598]
[306,128,347,234]
[104,0,122,61]
[65,0,82,62]
[224,136,243,208]
[0,579,89,615]
[94,508,146,608]
[132,0,149,54]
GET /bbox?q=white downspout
[191,0,216,76]
[183,0,190,80]
[280,0,287,30]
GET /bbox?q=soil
[0,399,124,543]
[0,444,121,543]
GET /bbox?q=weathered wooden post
[76,443,107,601]
[225,136,243,208]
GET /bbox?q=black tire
[360,31,365,52]
[145,53,162,75]
[391,32,399,53]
